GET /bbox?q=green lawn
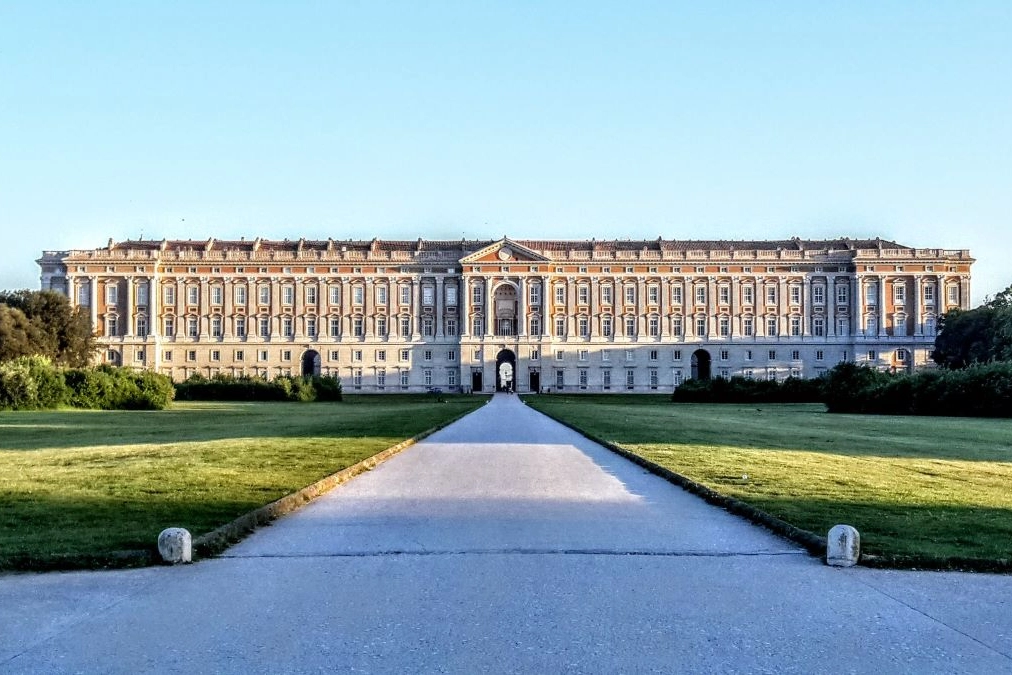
[0,395,486,570]
[526,395,1012,568]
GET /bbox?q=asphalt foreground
[2,396,1010,674]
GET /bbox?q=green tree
[0,305,47,362]
[0,290,95,366]
[933,283,1012,369]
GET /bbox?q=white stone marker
[826,524,860,567]
[158,527,192,564]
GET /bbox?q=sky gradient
[2,2,1009,304]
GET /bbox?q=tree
[0,290,95,366]
[0,305,47,362]
[933,283,1012,369]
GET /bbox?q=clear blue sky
[2,2,1009,304]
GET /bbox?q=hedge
[671,375,825,404]
[173,373,343,402]
[0,357,175,411]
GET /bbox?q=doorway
[495,348,517,392]
[471,369,483,393]
[301,349,321,377]
[690,349,711,380]
[528,369,540,394]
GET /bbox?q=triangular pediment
[460,238,551,264]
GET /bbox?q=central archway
[690,349,711,380]
[495,348,517,392]
[301,349,321,377]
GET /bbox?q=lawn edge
[525,399,828,559]
[191,402,484,559]
[527,399,1012,574]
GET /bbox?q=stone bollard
[826,524,860,567]
[158,527,192,564]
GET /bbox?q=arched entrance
[495,348,517,392]
[493,284,519,336]
[690,349,711,380]
[301,349,321,377]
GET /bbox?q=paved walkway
[2,394,1010,673]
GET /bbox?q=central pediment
[459,238,551,264]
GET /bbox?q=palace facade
[37,237,973,393]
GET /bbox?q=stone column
[223,277,233,339]
[199,277,210,338]
[912,275,922,336]
[125,278,134,337]
[295,277,306,338]
[877,276,887,337]
[637,277,647,340]
[487,277,495,337]
[660,277,669,338]
[340,277,351,340]
[271,277,281,339]
[708,276,718,338]
[176,278,186,338]
[566,277,576,339]
[960,276,971,310]
[730,276,739,339]
[363,279,374,338]
[828,277,837,337]
[517,277,526,337]
[778,276,788,338]
[89,276,99,334]
[460,277,470,337]
[853,276,863,337]
[802,277,812,337]
[412,278,422,340]
[590,277,599,338]
[435,276,444,338]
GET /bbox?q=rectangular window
[866,283,877,305]
[720,349,729,361]
[555,350,564,361]
[603,369,611,389]
[259,285,270,305]
[136,283,149,306]
[813,285,825,305]
[649,369,658,388]
[234,285,247,306]
[163,350,172,362]
[472,284,482,304]
[626,370,635,389]
[672,285,682,304]
[528,316,540,335]
[186,350,196,362]
[163,316,175,337]
[816,350,825,361]
[328,317,340,338]
[447,350,456,361]
[790,317,801,336]
[376,286,386,305]
[672,316,682,337]
[233,318,245,339]
[234,349,245,362]
[695,317,706,337]
[578,349,588,361]
[423,317,434,336]
[330,285,341,305]
[602,349,610,362]
[790,286,801,305]
[188,317,199,338]
[555,317,565,337]
[211,286,223,306]
[401,285,411,305]
[376,316,387,337]
[791,350,800,360]
[329,350,339,361]
[673,370,682,386]
[649,349,659,361]
[625,349,634,362]
[424,349,433,361]
[164,285,175,305]
[377,369,386,388]
[400,349,410,362]
[282,285,294,306]
[648,285,659,304]
[376,349,386,362]
[766,286,776,305]
[422,286,434,306]
[578,285,589,305]
[768,350,776,361]
[446,285,457,306]
[625,285,636,305]
[259,317,270,338]
[602,285,613,305]
[353,317,363,337]
[530,348,540,361]
[211,316,222,338]
[719,285,730,304]
[401,316,411,338]
[745,349,753,361]
[894,284,906,304]
[447,369,457,387]
[649,316,659,336]
[424,369,433,386]
[446,318,457,336]
[673,349,682,360]
[307,286,318,305]
[579,317,589,337]
[924,285,935,302]
[767,317,778,336]
[353,369,362,387]
[837,284,848,305]
[813,317,825,337]
[105,316,118,336]
[210,350,221,362]
[719,317,729,337]
[258,349,268,362]
[529,285,541,304]
[579,369,588,388]
[743,316,754,337]
[947,285,958,304]
[352,349,363,362]
[282,317,293,337]
[472,316,484,336]
[695,286,706,305]
[307,317,317,338]
[400,370,409,387]
[555,286,566,305]
[602,316,613,337]
[136,315,148,337]
[353,286,364,305]
[742,285,754,305]
[556,369,565,389]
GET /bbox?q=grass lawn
[526,395,1012,568]
[0,395,486,570]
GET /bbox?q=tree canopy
[933,283,1012,369]
[0,290,95,366]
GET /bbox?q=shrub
[174,373,341,402]
[671,375,824,404]
[64,365,174,410]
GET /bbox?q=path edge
[190,404,479,560]
[526,400,828,559]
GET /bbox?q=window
[868,350,877,361]
[837,317,850,336]
[766,317,778,336]
[163,317,175,337]
[447,350,456,361]
[719,285,730,304]
[400,349,410,362]
[602,349,610,362]
[555,285,566,304]
[136,315,148,337]
[352,349,363,362]
[424,349,433,362]
[375,285,386,305]
[472,316,484,336]
[743,316,754,337]
[648,285,659,304]
[423,317,434,337]
[163,350,172,362]
[307,317,318,338]
[529,284,541,304]
[188,317,199,338]
[816,350,824,361]
[353,317,364,337]
[211,316,223,338]
[602,285,613,304]
[603,369,612,389]
[766,286,776,305]
[472,284,483,304]
[578,317,589,337]
[105,315,118,336]
[624,316,636,337]
[329,285,341,305]
[578,285,589,305]
[626,369,635,389]
[813,317,825,337]
[555,317,566,337]
[422,286,434,306]
[353,369,362,387]
[282,285,294,306]
[866,316,877,335]
[447,369,457,387]
[304,285,316,305]
[446,285,457,306]
[720,349,729,361]
[673,349,682,361]
[400,370,409,387]
[231,317,245,339]
[768,350,776,361]
[234,349,244,362]
[186,350,196,362]
[377,369,386,388]
[259,317,270,338]
[328,317,340,338]
[136,283,149,306]
[210,350,221,362]
[530,348,540,361]
[211,286,223,306]
[625,285,636,305]
[446,318,457,336]
[556,370,565,388]
[555,350,564,361]
[529,316,540,335]
[695,317,706,337]
[813,285,825,305]
[258,349,269,362]
[649,349,659,361]
[424,369,433,386]
[947,285,958,304]
[894,283,906,304]
[924,284,936,303]
[282,317,293,337]
[672,316,683,337]
[836,284,848,305]
[691,285,703,305]
[925,315,937,335]
[259,285,270,305]
[719,317,729,337]
[602,316,613,337]
[649,316,659,337]
[742,285,754,305]
[374,316,386,337]
[790,317,801,336]
[579,369,588,388]
[896,349,908,363]
[625,349,634,362]
[865,282,877,305]
[745,349,753,361]
[235,285,247,306]
[376,349,387,362]
[672,285,683,304]
[164,285,175,305]
[790,285,801,305]
[106,284,119,305]
[578,349,588,362]
[791,350,800,360]
[329,350,339,361]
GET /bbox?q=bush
[0,359,173,411]
[671,375,824,404]
[174,373,341,402]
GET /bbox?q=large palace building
[37,237,973,393]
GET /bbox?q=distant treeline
[0,356,175,411]
[174,373,343,402]
[672,362,1012,418]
